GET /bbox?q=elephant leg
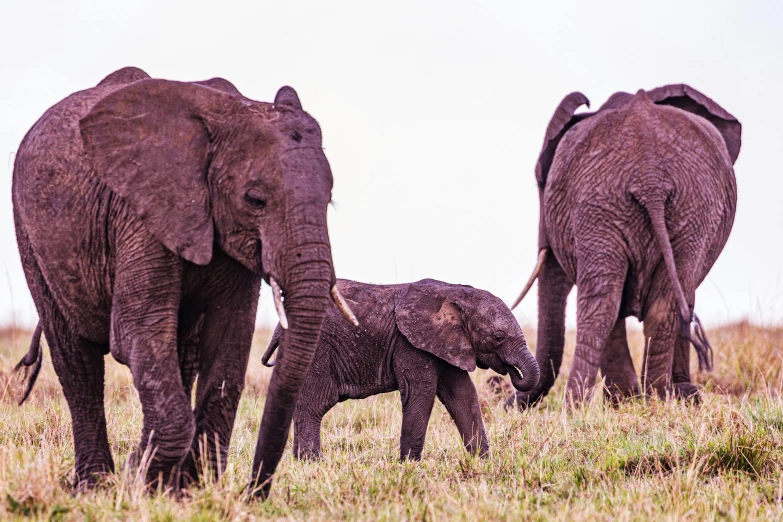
[640,259,702,401]
[600,318,640,405]
[113,234,194,489]
[641,290,682,400]
[17,236,113,491]
[566,255,626,406]
[177,308,204,397]
[395,350,438,460]
[399,390,437,461]
[671,295,698,401]
[180,272,261,486]
[641,298,677,399]
[44,306,113,490]
[671,341,698,399]
[293,375,338,460]
[436,364,488,457]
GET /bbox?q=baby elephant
[262,278,540,460]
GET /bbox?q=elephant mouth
[505,362,532,392]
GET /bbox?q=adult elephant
[12,66,357,496]
[508,85,740,407]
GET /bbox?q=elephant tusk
[331,285,359,327]
[269,277,288,330]
[511,249,547,310]
[513,366,524,381]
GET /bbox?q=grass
[0,322,781,520]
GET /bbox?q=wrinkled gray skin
[262,279,540,460]
[12,67,341,496]
[509,85,740,408]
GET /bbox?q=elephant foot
[399,452,423,462]
[178,462,199,490]
[673,382,701,404]
[247,475,273,501]
[473,446,490,459]
[125,449,182,493]
[602,390,625,409]
[73,471,112,495]
[603,384,641,408]
[293,447,321,461]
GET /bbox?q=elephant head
[395,280,539,391]
[78,78,356,496]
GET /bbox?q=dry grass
[0,322,781,520]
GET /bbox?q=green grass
[0,323,782,520]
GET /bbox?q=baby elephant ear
[395,280,475,371]
[80,79,237,265]
[647,84,741,165]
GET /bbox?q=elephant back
[96,66,151,87]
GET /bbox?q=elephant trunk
[502,339,540,392]
[249,224,334,497]
[508,252,573,409]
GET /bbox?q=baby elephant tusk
[513,366,524,381]
[511,249,547,310]
[269,277,289,330]
[331,285,359,326]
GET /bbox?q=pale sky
[1,1,782,330]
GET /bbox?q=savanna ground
[0,322,782,521]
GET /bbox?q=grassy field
[0,322,782,521]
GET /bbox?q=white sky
[1,1,782,330]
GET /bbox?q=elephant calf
[262,279,540,460]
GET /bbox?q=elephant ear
[274,86,303,110]
[395,279,475,371]
[647,84,741,165]
[535,92,592,188]
[535,92,591,250]
[80,79,239,265]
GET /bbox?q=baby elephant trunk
[501,341,540,392]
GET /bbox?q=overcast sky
[1,1,781,330]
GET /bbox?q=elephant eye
[493,332,506,342]
[245,191,267,209]
[291,131,303,143]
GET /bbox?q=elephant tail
[13,322,44,405]
[261,325,282,367]
[639,192,713,372]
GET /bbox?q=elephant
[508,85,740,407]
[11,66,357,496]
[261,279,540,460]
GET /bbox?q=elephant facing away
[12,67,356,496]
[509,85,739,407]
[261,279,540,460]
